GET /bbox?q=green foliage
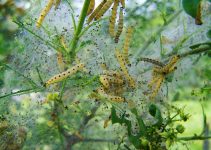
[182,0,201,18]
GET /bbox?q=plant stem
[69,0,90,60]
[178,135,211,141]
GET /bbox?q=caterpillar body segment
[160,55,180,74]
[57,52,65,72]
[95,0,113,20]
[115,7,123,43]
[123,27,133,64]
[109,0,118,37]
[102,70,122,79]
[87,0,107,24]
[96,86,125,102]
[36,0,54,28]
[195,1,203,25]
[150,76,164,100]
[119,0,125,8]
[115,49,135,88]
[100,75,110,89]
[87,0,95,16]
[139,57,164,67]
[44,63,85,87]
[54,0,61,9]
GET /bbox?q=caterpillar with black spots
[87,0,107,24]
[44,63,85,87]
[95,0,113,20]
[138,57,164,67]
[115,49,135,88]
[123,27,133,64]
[97,86,125,102]
[114,7,123,43]
[109,0,118,37]
[36,0,54,28]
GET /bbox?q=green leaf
[148,104,163,127]
[182,0,201,18]
[207,30,211,39]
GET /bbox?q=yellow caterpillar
[97,86,125,102]
[100,75,110,89]
[102,70,122,78]
[44,63,85,87]
[159,55,180,74]
[87,0,107,24]
[87,0,95,16]
[57,52,65,72]
[119,0,125,8]
[150,76,164,100]
[114,7,123,43]
[36,0,54,28]
[123,27,133,64]
[54,0,61,9]
[109,0,118,37]
[103,118,110,128]
[115,49,135,88]
[95,0,113,20]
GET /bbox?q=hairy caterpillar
[115,7,123,43]
[109,0,118,37]
[87,0,107,24]
[119,0,125,8]
[54,0,61,9]
[195,1,203,25]
[123,27,133,64]
[95,0,113,20]
[36,0,54,28]
[87,0,95,16]
[115,49,135,88]
[44,63,85,87]
[101,75,124,86]
[57,52,65,72]
[139,57,164,67]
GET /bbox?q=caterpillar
[102,70,122,78]
[195,1,203,25]
[100,75,110,89]
[44,63,85,87]
[119,0,125,8]
[87,0,107,24]
[100,63,108,70]
[123,27,133,64]
[97,86,125,102]
[36,0,54,28]
[95,0,113,20]
[54,0,61,10]
[60,35,68,51]
[87,0,95,16]
[139,57,164,67]
[57,52,65,72]
[114,7,123,43]
[109,0,118,37]
[115,49,135,88]
[159,55,180,74]
[150,76,164,100]
[101,75,124,85]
